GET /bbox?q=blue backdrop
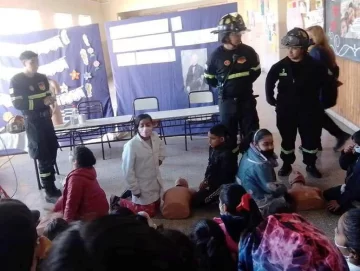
[105,4,237,119]
[0,24,113,128]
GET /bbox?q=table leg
[34,159,42,190]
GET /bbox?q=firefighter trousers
[25,115,58,190]
[277,110,322,166]
[219,96,259,150]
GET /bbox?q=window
[0,9,42,35]
[79,15,92,26]
[54,13,73,29]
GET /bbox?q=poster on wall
[287,0,324,31]
[181,48,208,93]
[325,0,360,61]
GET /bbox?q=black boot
[278,163,292,177]
[120,190,132,199]
[333,133,351,152]
[306,165,322,178]
[44,182,61,204]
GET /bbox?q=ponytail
[190,220,236,271]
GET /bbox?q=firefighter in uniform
[10,51,61,202]
[266,28,332,178]
[204,13,261,151]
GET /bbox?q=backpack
[321,65,341,109]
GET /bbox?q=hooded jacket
[236,144,286,208]
[54,167,109,222]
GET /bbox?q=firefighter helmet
[211,13,249,42]
[281,27,310,49]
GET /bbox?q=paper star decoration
[84,72,92,80]
[70,70,80,80]
[60,83,69,93]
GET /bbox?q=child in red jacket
[54,146,109,222]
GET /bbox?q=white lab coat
[122,131,165,205]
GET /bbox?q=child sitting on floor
[287,171,325,211]
[324,130,360,215]
[54,146,109,222]
[161,178,194,219]
[237,129,291,216]
[192,124,238,207]
[214,183,263,258]
[111,114,166,217]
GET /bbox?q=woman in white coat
[111,114,165,217]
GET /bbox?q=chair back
[188,90,214,107]
[77,101,103,119]
[133,97,160,115]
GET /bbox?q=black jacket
[10,72,51,114]
[204,44,261,100]
[204,144,238,190]
[265,55,330,113]
[337,151,360,206]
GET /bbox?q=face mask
[138,126,153,138]
[354,146,360,153]
[334,238,350,260]
[261,149,274,158]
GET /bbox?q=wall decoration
[0,24,113,128]
[93,60,100,70]
[70,70,80,80]
[85,83,93,98]
[83,34,91,47]
[80,49,89,65]
[60,83,69,93]
[181,48,208,93]
[60,30,71,45]
[84,72,92,80]
[325,0,360,62]
[0,58,69,81]
[105,4,236,125]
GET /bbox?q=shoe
[110,194,121,211]
[278,164,292,177]
[120,190,132,199]
[333,133,351,152]
[306,165,322,178]
[299,145,322,151]
[44,182,61,204]
[45,194,60,204]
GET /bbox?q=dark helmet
[281,27,310,49]
[211,13,249,43]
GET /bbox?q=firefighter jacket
[265,55,331,113]
[9,72,51,114]
[204,44,261,100]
